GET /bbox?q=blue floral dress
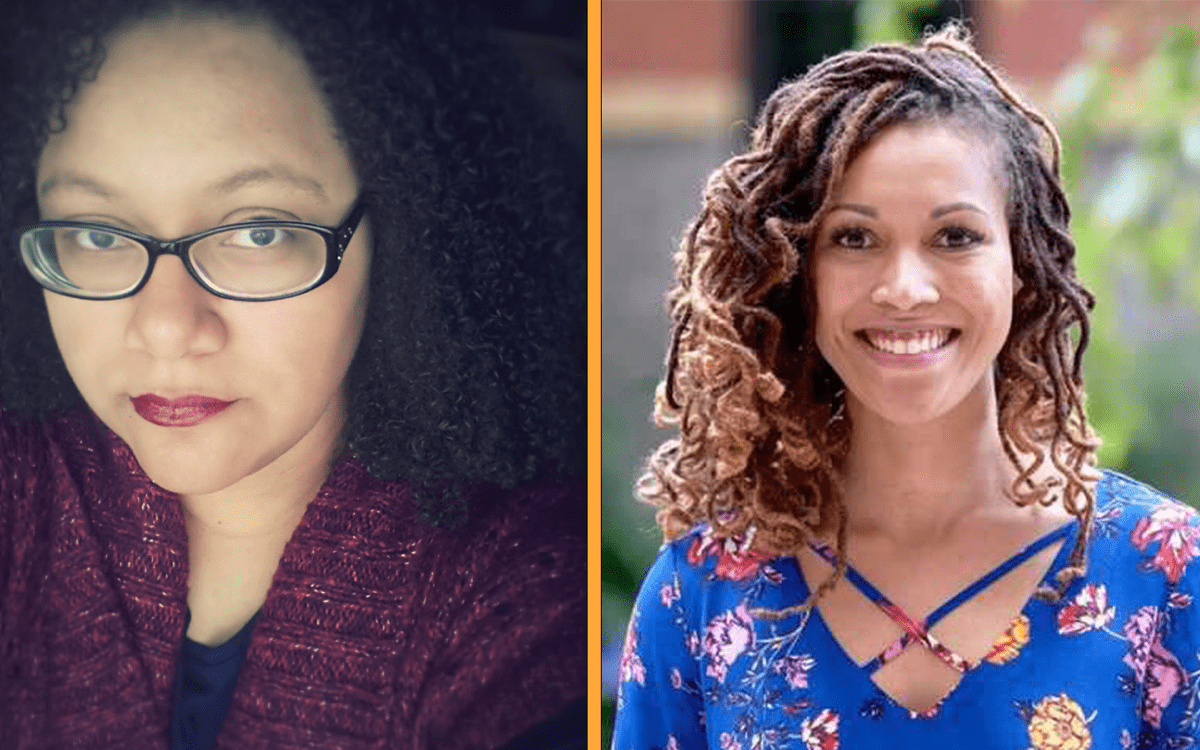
[612,471,1200,749]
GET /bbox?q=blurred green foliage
[602,3,1200,745]
[1053,21,1200,481]
[854,0,949,46]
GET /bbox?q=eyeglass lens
[20,225,329,299]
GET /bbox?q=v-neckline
[786,515,1080,718]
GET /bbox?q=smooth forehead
[833,121,1008,214]
[36,12,355,210]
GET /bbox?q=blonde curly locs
[638,22,1100,610]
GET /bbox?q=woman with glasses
[0,0,585,748]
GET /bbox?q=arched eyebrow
[930,202,985,218]
[827,201,987,219]
[829,203,877,218]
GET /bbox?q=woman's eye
[829,227,874,250]
[228,226,288,248]
[935,225,985,249]
[71,229,124,251]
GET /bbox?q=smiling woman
[612,23,1200,749]
[812,123,1015,429]
[0,0,584,748]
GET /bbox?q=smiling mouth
[856,328,960,355]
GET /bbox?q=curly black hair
[0,0,586,526]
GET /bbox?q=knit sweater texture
[0,405,585,749]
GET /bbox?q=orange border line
[587,0,602,747]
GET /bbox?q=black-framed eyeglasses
[16,199,368,301]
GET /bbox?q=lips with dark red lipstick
[130,394,233,427]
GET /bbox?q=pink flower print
[773,654,817,689]
[1122,606,1161,683]
[670,667,682,689]
[761,565,784,584]
[1057,584,1116,635]
[719,732,742,750]
[619,615,647,685]
[1117,602,1185,727]
[665,736,680,750]
[799,709,840,750]
[687,528,777,582]
[783,698,814,715]
[703,604,755,682]
[1168,591,1192,609]
[1131,505,1200,583]
[660,577,680,608]
[1141,642,1186,728]
[685,630,702,658]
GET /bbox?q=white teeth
[865,329,952,355]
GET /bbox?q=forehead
[832,122,1007,213]
[36,14,355,209]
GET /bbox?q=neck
[837,380,1016,546]
[181,471,324,543]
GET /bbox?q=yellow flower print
[985,614,1030,665]
[1027,694,1091,750]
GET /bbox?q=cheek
[269,250,370,391]
[810,262,851,353]
[44,294,118,378]
[969,252,1015,342]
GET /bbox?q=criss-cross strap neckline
[810,523,1073,675]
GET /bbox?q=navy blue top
[170,610,259,750]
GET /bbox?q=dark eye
[829,226,875,250]
[73,229,122,251]
[935,225,985,249]
[249,228,278,246]
[227,226,288,248]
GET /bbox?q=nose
[124,256,226,359]
[870,248,940,310]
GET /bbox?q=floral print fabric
[612,471,1200,748]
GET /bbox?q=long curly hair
[0,0,585,526]
[640,24,1099,608]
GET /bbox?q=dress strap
[810,522,1073,675]
[923,522,1072,628]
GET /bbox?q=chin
[136,460,243,496]
[852,388,959,427]
[124,440,258,497]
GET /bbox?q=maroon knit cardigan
[0,405,585,749]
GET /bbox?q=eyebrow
[38,172,115,200]
[828,201,987,219]
[38,164,328,201]
[930,201,986,218]
[829,203,877,218]
[209,165,327,200]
